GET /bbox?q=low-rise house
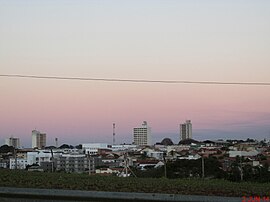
[167,145,191,152]
[111,144,137,152]
[198,148,220,157]
[101,158,121,168]
[146,150,164,160]
[229,150,259,158]
[28,166,44,172]
[136,160,160,170]
[178,154,201,160]
[82,143,112,156]
[95,167,122,175]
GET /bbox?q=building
[180,120,192,141]
[229,150,259,158]
[133,121,151,146]
[9,158,28,170]
[5,137,20,148]
[32,130,46,149]
[82,143,112,156]
[27,150,55,165]
[95,168,121,175]
[54,154,95,173]
[0,159,8,169]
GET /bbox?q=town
[1,121,270,182]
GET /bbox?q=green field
[0,169,269,197]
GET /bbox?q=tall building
[133,121,151,146]
[180,120,192,141]
[32,130,46,149]
[5,137,20,148]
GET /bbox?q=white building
[178,154,201,160]
[229,150,259,158]
[32,130,46,149]
[9,158,28,170]
[5,137,20,148]
[111,144,137,152]
[147,151,164,160]
[133,121,151,146]
[82,143,112,155]
[180,120,192,140]
[27,151,51,165]
[95,168,121,175]
[27,150,61,165]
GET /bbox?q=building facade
[9,158,28,170]
[54,154,95,173]
[32,130,46,149]
[82,143,112,156]
[180,120,192,141]
[27,151,55,165]
[133,121,151,145]
[5,137,20,148]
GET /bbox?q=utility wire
[0,74,270,86]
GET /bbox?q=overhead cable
[0,74,270,86]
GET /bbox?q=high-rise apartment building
[32,130,46,149]
[133,121,151,145]
[180,120,192,141]
[5,137,20,148]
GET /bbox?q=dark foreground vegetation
[133,157,270,183]
[0,169,269,197]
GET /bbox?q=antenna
[118,151,137,177]
[113,123,116,145]
[55,138,58,148]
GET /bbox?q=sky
[0,0,270,147]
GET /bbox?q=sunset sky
[1,0,270,147]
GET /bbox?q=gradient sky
[1,0,270,147]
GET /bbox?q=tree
[45,146,56,150]
[59,144,71,149]
[178,139,199,145]
[0,145,14,153]
[75,144,82,149]
[246,138,255,142]
[161,138,174,146]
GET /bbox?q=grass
[0,169,269,197]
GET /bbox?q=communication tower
[55,138,58,148]
[113,123,116,145]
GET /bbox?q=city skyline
[1,119,269,148]
[1,1,270,147]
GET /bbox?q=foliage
[178,139,199,145]
[0,169,269,197]
[0,145,14,154]
[160,138,174,146]
[132,167,164,178]
[227,163,270,183]
[75,144,82,149]
[59,144,73,149]
[164,158,225,179]
[45,146,57,150]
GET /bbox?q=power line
[0,74,270,86]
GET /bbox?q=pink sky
[1,1,270,146]
[1,78,270,146]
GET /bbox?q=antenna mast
[113,123,116,145]
[55,138,58,148]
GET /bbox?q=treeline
[133,157,270,183]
